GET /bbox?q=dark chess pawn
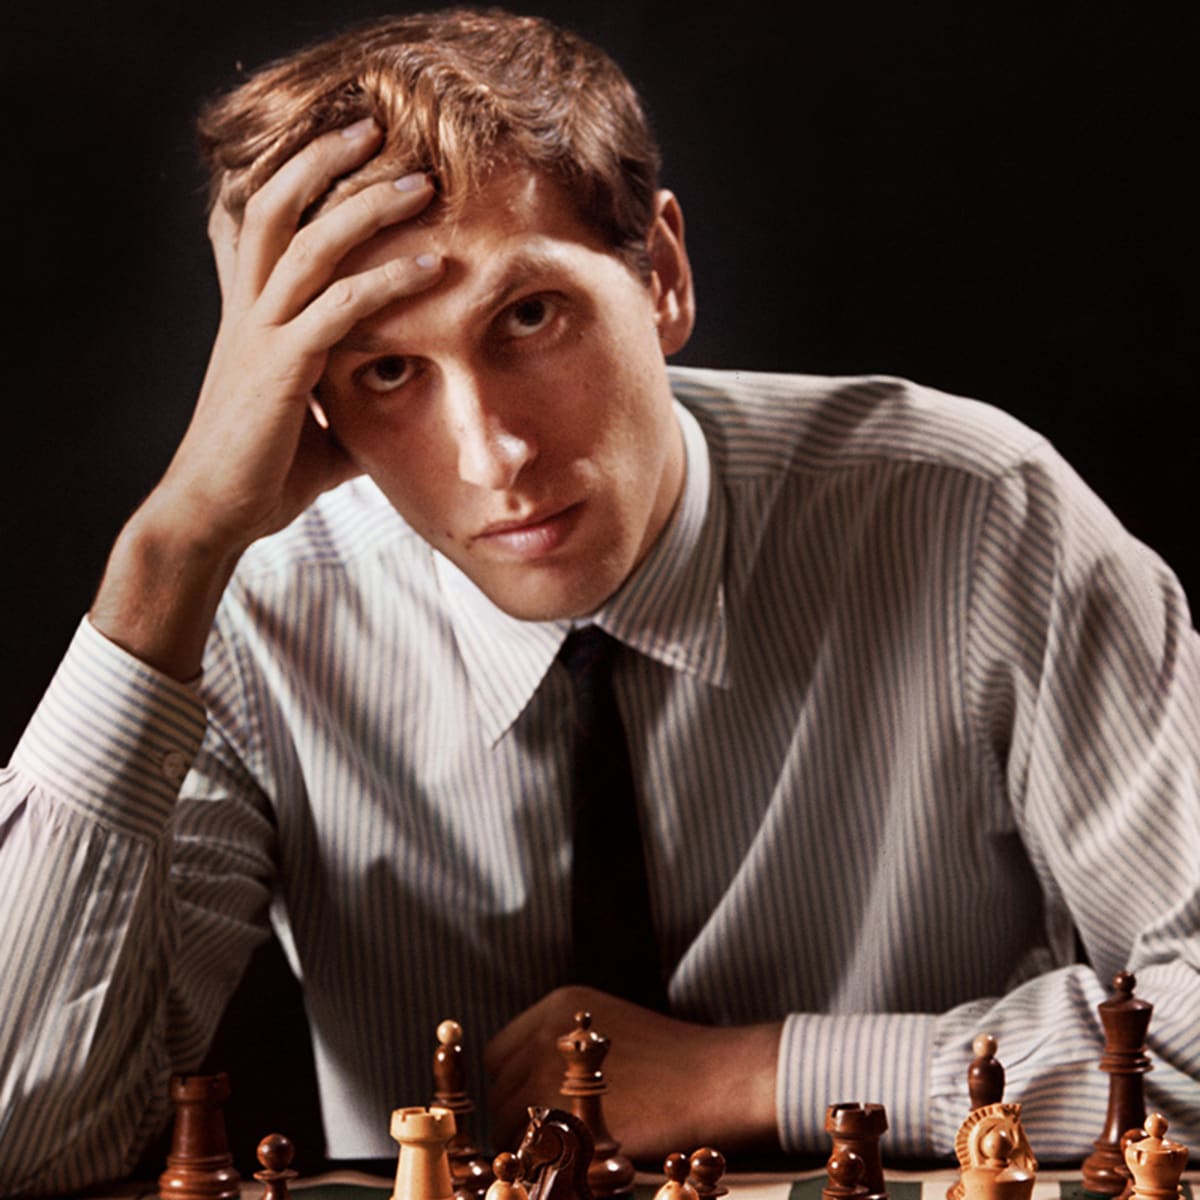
[1082,972,1154,1197]
[825,1103,889,1200]
[968,1035,1005,1109]
[158,1072,241,1200]
[433,1019,494,1200]
[687,1147,728,1200]
[557,1011,634,1199]
[254,1134,298,1200]
[1124,1114,1189,1200]
[823,1149,869,1200]
[485,1152,530,1200]
[654,1154,699,1200]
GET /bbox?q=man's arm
[486,444,1200,1164]
[485,988,781,1160]
[0,122,446,1194]
[92,117,442,681]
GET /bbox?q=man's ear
[647,190,695,355]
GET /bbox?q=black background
[1,0,1196,1175]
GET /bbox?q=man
[1,8,1197,1196]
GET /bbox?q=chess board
[278,1180,1193,1200]
[92,1170,1196,1200]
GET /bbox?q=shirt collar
[435,400,730,745]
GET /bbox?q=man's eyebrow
[331,248,567,356]
[468,248,565,321]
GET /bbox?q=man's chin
[470,561,619,624]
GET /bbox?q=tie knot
[558,625,619,685]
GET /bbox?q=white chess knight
[1125,1113,1189,1200]
[959,1128,1035,1200]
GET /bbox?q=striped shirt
[2,367,1198,1195]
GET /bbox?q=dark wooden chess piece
[823,1149,869,1200]
[687,1147,728,1200]
[653,1154,699,1200]
[557,1012,634,1199]
[517,1106,595,1200]
[1124,1113,1189,1200]
[825,1103,888,1200]
[433,1018,494,1200]
[158,1072,241,1200]
[1082,972,1154,1197]
[486,1152,530,1200]
[968,1035,1005,1108]
[254,1134,298,1200]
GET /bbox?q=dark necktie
[559,626,667,1010]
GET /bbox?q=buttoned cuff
[776,1011,938,1157]
[11,617,208,840]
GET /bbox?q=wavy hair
[197,8,662,277]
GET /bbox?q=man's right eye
[358,355,415,393]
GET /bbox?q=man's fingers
[207,178,240,301]
[484,986,607,1077]
[255,173,437,325]
[287,250,446,352]
[230,117,384,303]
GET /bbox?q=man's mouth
[472,502,584,559]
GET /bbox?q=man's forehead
[338,165,619,286]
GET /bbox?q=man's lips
[471,502,584,558]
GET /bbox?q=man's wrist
[90,495,245,681]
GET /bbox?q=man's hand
[91,118,444,679]
[484,986,782,1163]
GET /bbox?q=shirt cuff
[10,616,208,840]
[776,1010,938,1157]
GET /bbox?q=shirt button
[161,750,190,786]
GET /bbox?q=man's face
[319,169,690,621]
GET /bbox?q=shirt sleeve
[0,618,275,1197]
[774,444,1200,1161]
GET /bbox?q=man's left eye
[502,296,556,338]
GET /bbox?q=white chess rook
[391,1106,458,1200]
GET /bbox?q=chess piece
[254,1134,298,1200]
[654,1154,699,1200]
[823,1149,869,1200]
[947,1037,1009,1200]
[825,1103,888,1200]
[960,1128,1035,1200]
[1116,1129,1151,1200]
[1082,972,1154,1196]
[517,1106,594,1200]
[968,1035,1005,1108]
[392,1106,457,1200]
[949,1103,1037,1200]
[1125,1114,1188,1200]
[433,1018,494,1200]
[557,1012,634,1199]
[687,1147,728,1200]
[158,1072,241,1200]
[485,1153,530,1200]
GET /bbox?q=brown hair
[197,7,662,277]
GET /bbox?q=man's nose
[445,371,537,490]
